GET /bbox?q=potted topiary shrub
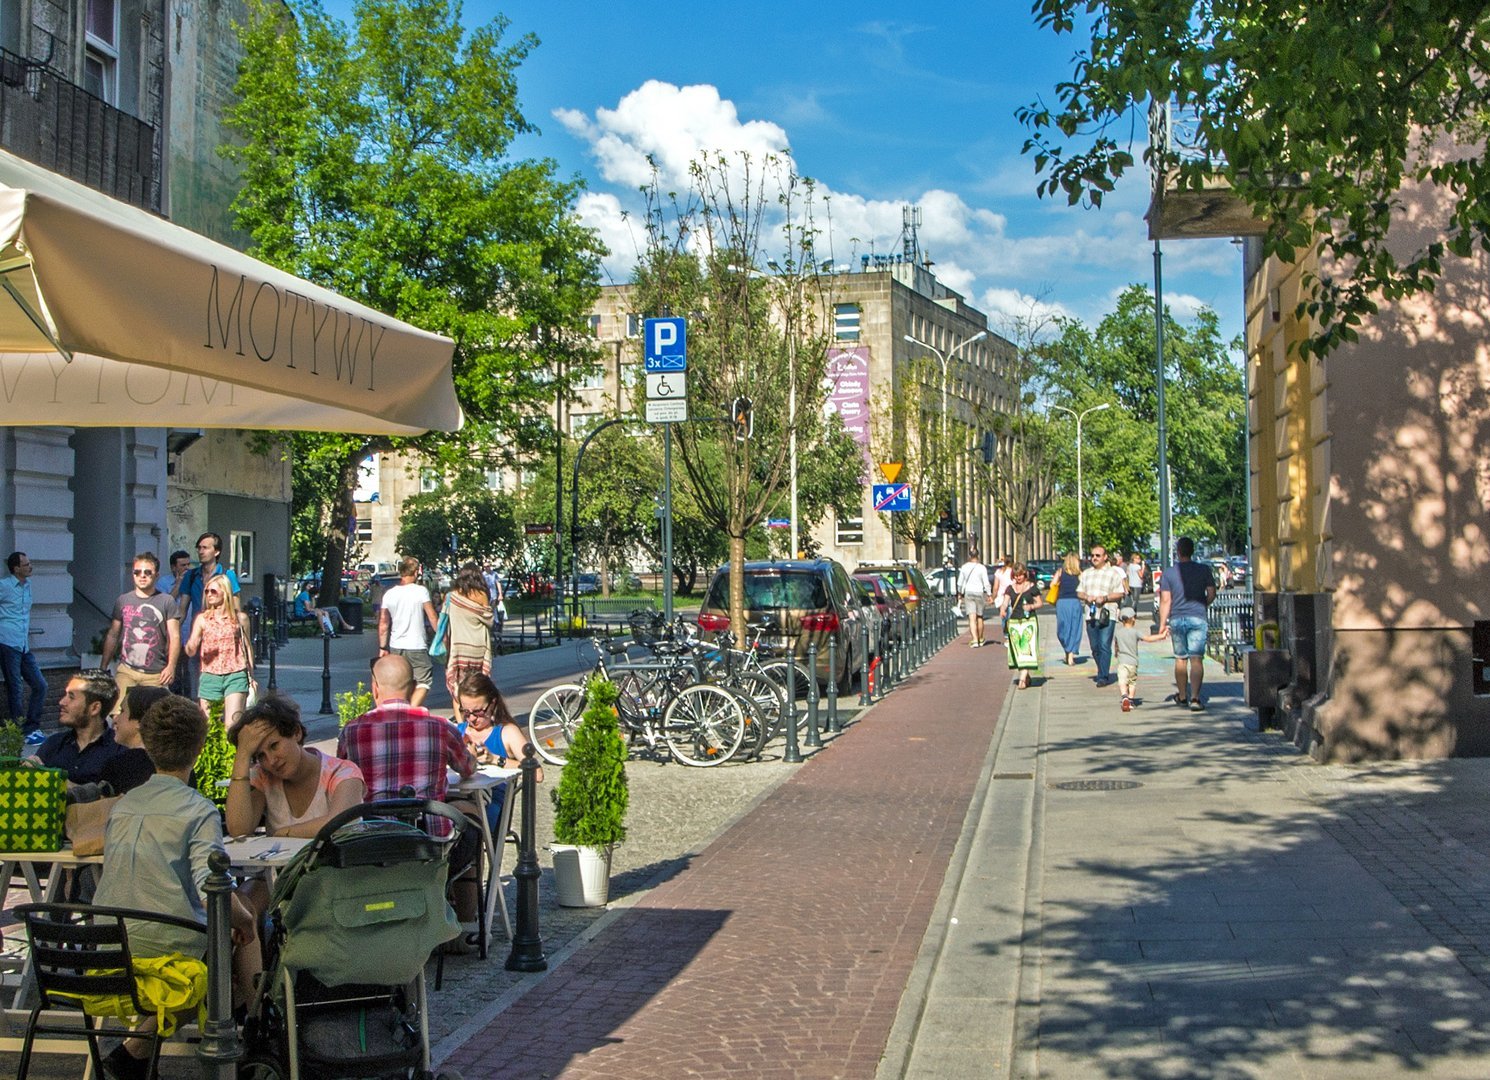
[0,721,24,766]
[549,676,628,906]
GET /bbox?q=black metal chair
[13,902,206,1080]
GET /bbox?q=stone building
[0,0,291,688]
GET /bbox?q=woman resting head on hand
[225,691,365,840]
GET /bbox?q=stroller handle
[313,796,469,846]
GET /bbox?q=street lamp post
[903,330,987,564]
[1051,402,1111,556]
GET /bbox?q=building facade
[1152,121,1490,760]
[0,0,290,691]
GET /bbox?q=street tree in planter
[549,676,628,906]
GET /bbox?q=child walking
[1114,606,1168,711]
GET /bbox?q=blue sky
[327,1,1243,343]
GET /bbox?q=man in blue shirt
[0,551,47,739]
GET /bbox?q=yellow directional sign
[878,462,902,484]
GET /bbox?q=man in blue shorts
[1157,537,1217,710]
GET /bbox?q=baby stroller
[238,799,468,1080]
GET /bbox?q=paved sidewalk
[886,624,1490,1078]
[438,628,1012,1078]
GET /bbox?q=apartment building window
[419,467,440,493]
[570,413,600,436]
[835,514,864,546]
[834,303,861,342]
[575,367,605,391]
[484,468,503,492]
[587,314,602,336]
[84,0,119,104]
[625,313,642,338]
[620,363,643,395]
[354,517,373,544]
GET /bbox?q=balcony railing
[0,46,159,213]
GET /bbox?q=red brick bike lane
[441,637,1010,1080]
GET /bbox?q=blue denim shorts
[1170,616,1209,658]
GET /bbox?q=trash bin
[337,597,364,635]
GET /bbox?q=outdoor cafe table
[0,837,310,1056]
[447,765,521,954]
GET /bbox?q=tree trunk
[728,533,747,640]
[315,448,365,609]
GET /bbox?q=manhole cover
[992,772,1034,780]
[1050,779,1143,791]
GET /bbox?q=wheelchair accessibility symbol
[646,372,686,400]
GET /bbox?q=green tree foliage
[1040,287,1246,552]
[223,0,602,605]
[394,476,521,571]
[550,677,628,848]
[631,155,843,632]
[1020,0,1490,359]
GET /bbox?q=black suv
[697,559,867,691]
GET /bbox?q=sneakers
[1189,699,1205,712]
[23,729,47,747]
[1120,696,1133,712]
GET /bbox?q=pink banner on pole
[823,346,871,469]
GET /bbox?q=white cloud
[558,80,1237,329]
[978,288,1076,337]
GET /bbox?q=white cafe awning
[0,148,461,435]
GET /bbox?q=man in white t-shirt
[377,557,440,707]
[955,549,993,648]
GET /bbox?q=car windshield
[706,571,830,611]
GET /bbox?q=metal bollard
[319,627,333,714]
[267,619,278,691]
[805,642,822,748]
[826,636,841,733]
[859,620,872,706]
[885,613,898,692]
[197,850,242,1080]
[506,745,548,971]
[783,651,803,764]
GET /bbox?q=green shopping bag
[0,765,67,852]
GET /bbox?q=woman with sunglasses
[184,572,255,728]
[455,671,540,829]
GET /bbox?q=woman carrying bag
[442,563,494,722]
[184,573,255,729]
[1051,553,1085,666]
[1001,563,1044,689]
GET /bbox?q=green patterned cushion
[0,766,67,852]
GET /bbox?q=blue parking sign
[644,317,687,372]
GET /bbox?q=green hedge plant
[550,676,628,848]
[194,700,233,809]
[337,682,374,729]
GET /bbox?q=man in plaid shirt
[338,654,477,803]
[1077,545,1128,688]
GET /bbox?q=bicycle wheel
[757,660,810,739]
[727,671,784,759]
[661,683,747,766]
[526,683,586,766]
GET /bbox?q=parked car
[850,578,884,660]
[697,559,867,690]
[854,561,934,612]
[1227,555,1249,587]
[1025,559,1062,591]
[853,572,909,643]
[569,572,601,596]
[927,565,959,600]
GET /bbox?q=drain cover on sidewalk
[1049,779,1143,791]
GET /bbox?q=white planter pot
[551,843,613,907]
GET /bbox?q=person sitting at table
[68,684,169,803]
[93,695,258,1080]
[225,691,365,840]
[455,672,540,831]
[26,668,125,790]
[339,654,480,948]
